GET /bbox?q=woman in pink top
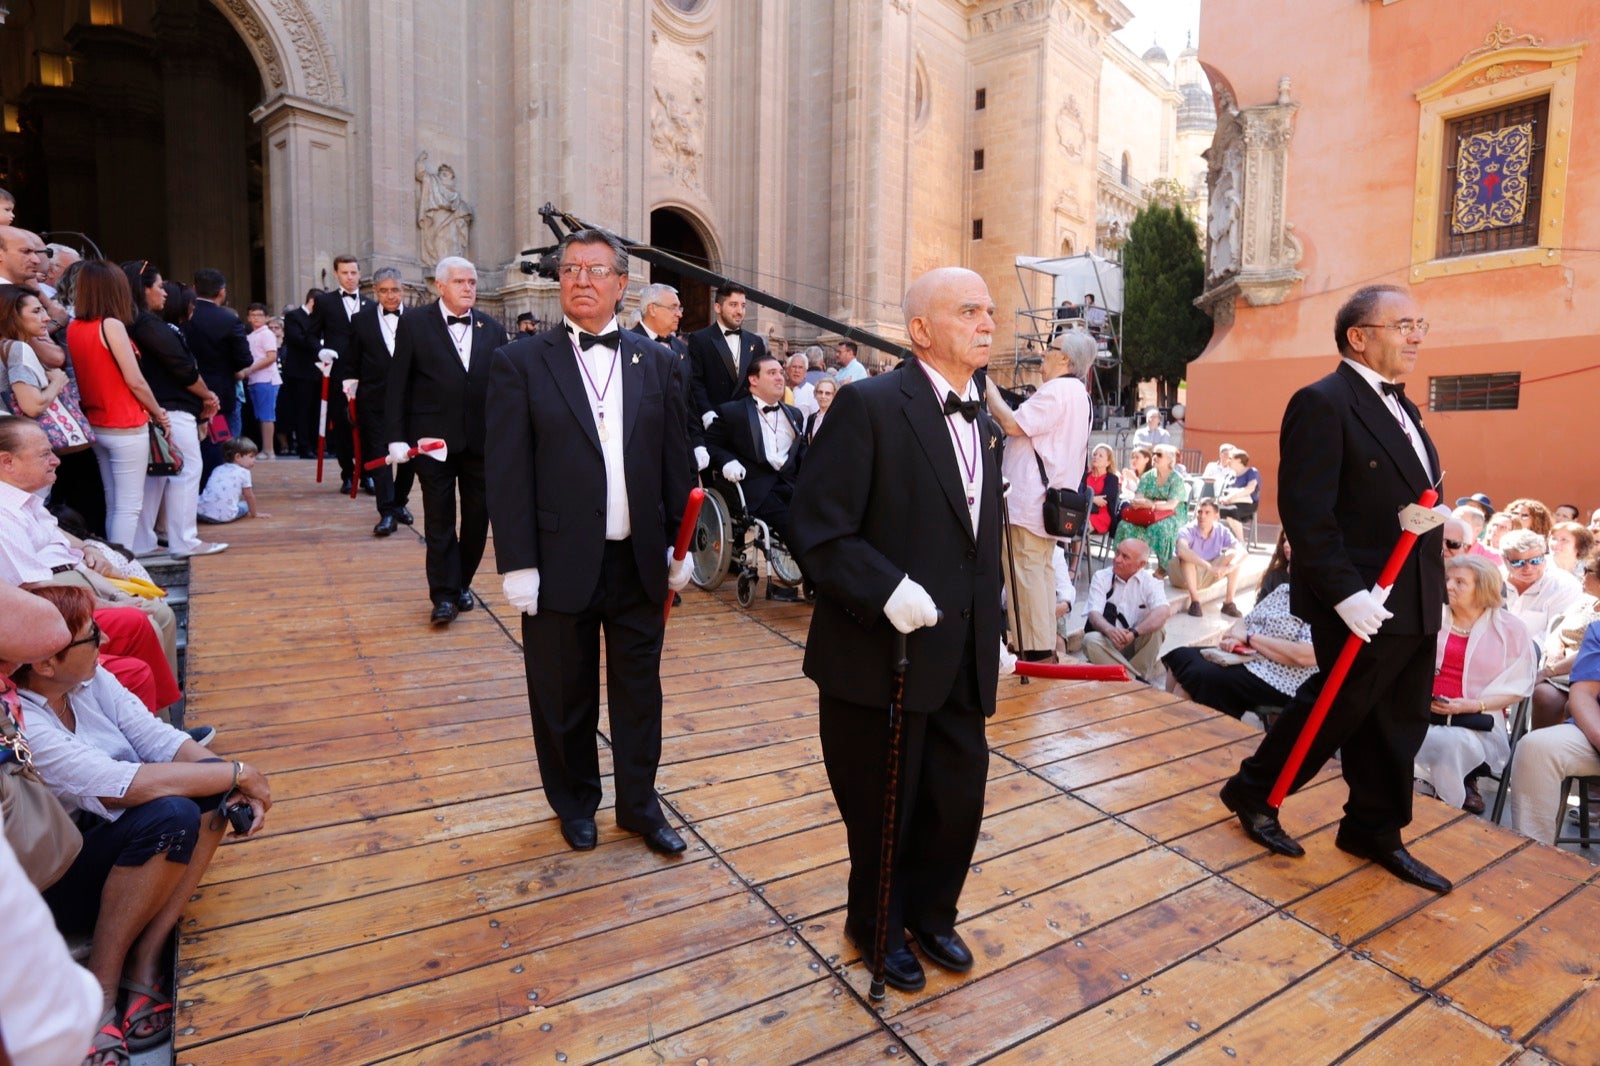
[67,261,169,548]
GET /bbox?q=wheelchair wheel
[736,571,755,607]
[690,487,732,591]
[768,539,803,586]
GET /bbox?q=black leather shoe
[1219,779,1305,858]
[339,477,353,495]
[430,600,458,625]
[361,477,376,495]
[1335,834,1452,894]
[560,818,597,851]
[846,923,925,992]
[641,825,687,855]
[908,927,973,972]
[396,506,414,526]
[766,584,800,602]
[373,514,398,537]
[457,589,475,612]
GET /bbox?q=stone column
[252,94,354,311]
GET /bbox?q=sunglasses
[60,621,103,653]
[1443,539,1465,550]
[1506,556,1546,569]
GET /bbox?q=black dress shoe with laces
[1335,834,1452,894]
[641,825,687,855]
[457,589,475,612]
[373,514,398,537]
[908,927,973,972]
[845,923,925,992]
[430,600,458,625]
[396,506,415,525]
[1219,779,1305,857]
[560,818,597,851]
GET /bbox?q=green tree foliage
[1120,202,1213,409]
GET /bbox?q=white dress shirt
[754,398,797,470]
[379,307,401,355]
[1341,357,1431,479]
[0,480,81,584]
[564,316,630,540]
[441,302,473,369]
[917,361,985,536]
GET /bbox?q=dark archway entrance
[0,0,265,301]
[648,207,713,332]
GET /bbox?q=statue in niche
[1208,143,1243,276]
[416,151,474,269]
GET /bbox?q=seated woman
[1550,521,1595,577]
[1414,555,1538,814]
[1118,444,1152,509]
[15,585,271,1066]
[1504,498,1554,538]
[1530,549,1600,730]
[1162,532,1317,721]
[1121,443,1187,577]
[1080,443,1120,539]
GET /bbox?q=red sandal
[118,977,173,1052]
[86,1005,128,1066]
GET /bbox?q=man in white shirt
[1502,529,1586,637]
[784,354,817,420]
[1132,407,1171,447]
[1078,538,1172,680]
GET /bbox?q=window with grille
[1428,372,1520,412]
[1437,97,1547,259]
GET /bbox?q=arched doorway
[649,206,714,332]
[0,0,265,300]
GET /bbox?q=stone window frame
[1409,40,1583,282]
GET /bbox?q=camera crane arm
[523,203,912,362]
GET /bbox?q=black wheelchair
[687,477,805,607]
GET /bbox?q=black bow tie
[578,330,619,351]
[382,309,399,318]
[943,391,981,422]
[723,327,742,337]
[446,314,471,326]
[761,403,781,415]
[1380,381,1405,399]
[342,291,358,299]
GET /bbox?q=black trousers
[279,376,320,455]
[818,636,988,952]
[521,539,668,832]
[358,407,413,518]
[1229,627,1434,848]
[413,450,486,603]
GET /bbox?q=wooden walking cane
[1267,488,1440,809]
[869,627,913,1002]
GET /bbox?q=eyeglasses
[1357,319,1429,337]
[559,263,618,281]
[60,621,102,653]
[1506,555,1547,568]
[1443,538,1465,550]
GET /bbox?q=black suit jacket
[350,305,402,417]
[632,322,700,450]
[790,361,1004,716]
[687,323,767,417]
[181,299,251,414]
[281,307,321,381]
[384,302,508,456]
[1279,360,1444,638]
[311,290,375,383]
[484,327,693,611]
[705,395,805,513]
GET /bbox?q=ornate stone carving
[215,0,285,90]
[1460,21,1544,66]
[969,0,1051,36]
[214,0,346,106]
[1195,88,1305,324]
[1055,96,1086,159]
[650,37,707,192]
[1461,62,1537,89]
[416,151,474,269]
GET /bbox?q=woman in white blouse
[16,585,272,1062]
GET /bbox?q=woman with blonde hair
[1122,443,1187,576]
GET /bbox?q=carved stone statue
[1207,144,1243,276]
[416,150,474,269]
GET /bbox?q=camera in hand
[224,801,254,835]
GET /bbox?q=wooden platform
[172,463,1600,1065]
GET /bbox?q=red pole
[1267,488,1440,809]
[662,488,705,623]
[315,371,330,483]
[347,394,361,498]
[1013,661,1129,682]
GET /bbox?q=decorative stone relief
[216,0,285,90]
[1055,96,1086,159]
[214,0,347,106]
[416,151,474,269]
[1195,82,1305,325]
[650,38,707,192]
[1460,21,1544,65]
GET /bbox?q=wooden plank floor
[172,462,1600,1065]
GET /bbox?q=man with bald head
[791,266,1006,993]
[0,227,65,369]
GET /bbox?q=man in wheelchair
[702,353,807,602]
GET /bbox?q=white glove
[341,378,358,400]
[883,576,939,635]
[503,568,540,615]
[667,549,693,592]
[702,410,718,429]
[388,442,412,465]
[694,446,710,472]
[317,347,338,368]
[722,459,746,482]
[1369,582,1391,607]
[1334,587,1393,643]
[1001,477,1012,499]
[999,641,1018,676]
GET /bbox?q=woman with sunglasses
[1503,498,1554,537]
[14,585,271,1066]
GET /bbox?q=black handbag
[1428,711,1495,731]
[1036,453,1089,539]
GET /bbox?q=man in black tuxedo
[385,256,508,624]
[183,268,253,483]
[348,267,414,536]
[1219,284,1451,894]
[687,282,767,430]
[632,281,707,474]
[704,352,806,601]
[312,255,374,493]
[280,289,323,458]
[790,267,1007,993]
[485,229,694,857]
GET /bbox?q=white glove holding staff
[388,442,412,465]
[667,550,693,592]
[883,576,939,635]
[1334,584,1393,642]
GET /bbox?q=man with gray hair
[631,281,705,472]
[349,266,414,535]
[1501,529,1585,637]
[386,255,508,623]
[986,330,1095,660]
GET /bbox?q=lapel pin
[632,353,640,365]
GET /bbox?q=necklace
[1448,619,1474,637]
